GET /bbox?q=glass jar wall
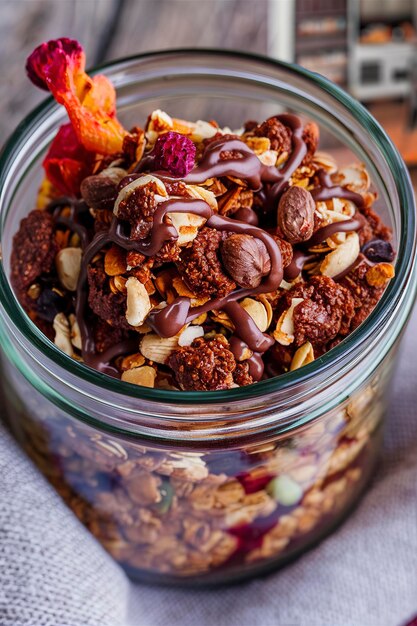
[0,51,416,585]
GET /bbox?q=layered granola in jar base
[0,346,393,584]
[1,51,416,585]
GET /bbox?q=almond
[278,186,315,244]
[221,234,271,289]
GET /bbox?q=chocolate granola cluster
[11,38,396,392]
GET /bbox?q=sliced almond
[120,352,146,370]
[55,247,82,291]
[68,314,82,350]
[320,232,360,278]
[190,119,218,141]
[185,184,218,212]
[332,163,370,194]
[257,295,273,328]
[126,277,152,327]
[140,333,180,364]
[167,212,207,246]
[290,341,314,371]
[240,298,269,332]
[273,297,304,346]
[114,174,168,216]
[53,313,73,356]
[312,151,338,173]
[178,325,204,346]
[121,366,157,388]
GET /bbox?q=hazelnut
[277,186,315,244]
[221,234,271,289]
[80,167,127,211]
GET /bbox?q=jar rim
[0,48,415,406]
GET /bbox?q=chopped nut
[68,313,82,350]
[221,234,271,289]
[178,325,204,346]
[290,341,314,371]
[278,186,315,244]
[240,298,269,332]
[121,365,157,387]
[125,277,152,327]
[320,232,360,278]
[365,262,395,288]
[167,212,207,246]
[53,312,73,356]
[273,297,304,345]
[120,352,146,370]
[55,246,82,291]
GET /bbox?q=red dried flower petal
[26,38,128,154]
[43,123,95,196]
[153,131,196,177]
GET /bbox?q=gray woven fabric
[1,308,417,626]
[0,427,128,626]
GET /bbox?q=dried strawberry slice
[152,131,196,177]
[26,38,128,154]
[43,123,95,196]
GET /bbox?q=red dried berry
[152,131,196,177]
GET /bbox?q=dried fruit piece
[43,123,95,196]
[26,38,128,154]
[278,186,315,244]
[152,131,196,177]
[362,239,395,263]
[221,234,271,289]
[365,263,395,288]
[55,247,82,291]
[125,277,152,327]
[266,475,303,506]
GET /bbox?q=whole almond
[278,186,315,244]
[221,234,271,288]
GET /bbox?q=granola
[10,39,396,391]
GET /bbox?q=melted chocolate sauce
[69,118,367,375]
[307,213,365,247]
[284,250,317,281]
[148,213,283,352]
[311,170,365,208]
[228,335,265,382]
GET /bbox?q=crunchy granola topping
[167,335,237,391]
[176,227,236,298]
[13,40,395,390]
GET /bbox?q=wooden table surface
[0,0,269,145]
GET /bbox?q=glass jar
[0,51,416,586]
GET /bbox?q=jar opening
[0,49,416,407]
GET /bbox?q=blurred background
[2,0,417,168]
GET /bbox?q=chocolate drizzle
[148,213,283,354]
[61,115,367,376]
